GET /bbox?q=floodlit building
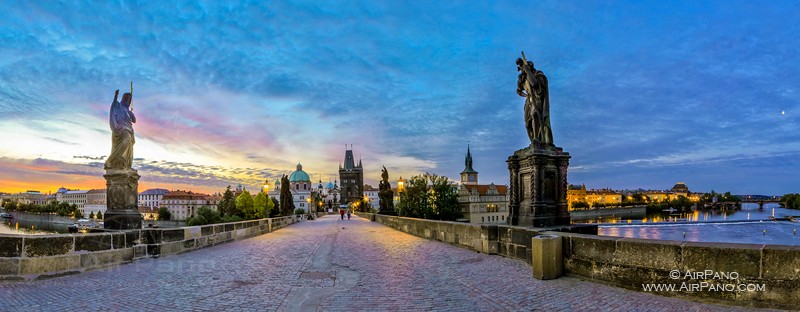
[455,145,510,224]
[84,189,107,217]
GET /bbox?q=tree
[781,194,800,210]
[396,172,461,221]
[74,209,83,219]
[89,211,95,219]
[269,197,279,217]
[97,211,103,219]
[235,190,254,219]
[279,175,294,216]
[157,207,171,221]
[397,175,428,218]
[218,186,236,217]
[426,173,460,220]
[186,206,222,226]
[253,192,268,219]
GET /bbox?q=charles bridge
[1,214,794,311]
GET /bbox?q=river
[596,203,800,245]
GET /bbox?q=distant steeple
[460,144,478,184]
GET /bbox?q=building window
[481,217,484,222]
[296,184,299,190]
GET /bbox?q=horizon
[1,1,798,196]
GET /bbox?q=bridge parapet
[357,212,799,309]
[0,215,304,281]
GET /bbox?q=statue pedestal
[103,169,142,230]
[507,145,570,227]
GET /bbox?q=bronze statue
[517,52,553,147]
[378,166,395,214]
[104,89,136,170]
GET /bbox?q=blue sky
[0,0,798,195]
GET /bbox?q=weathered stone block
[184,226,202,240]
[23,236,73,257]
[133,245,147,259]
[75,234,112,252]
[124,230,141,247]
[682,242,762,278]
[564,257,594,278]
[200,225,214,236]
[0,258,19,275]
[614,238,681,270]
[80,249,134,269]
[571,235,617,263]
[146,244,161,257]
[141,229,162,244]
[160,241,185,255]
[110,232,126,249]
[19,254,80,275]
[224,223,234,232]
[160,229,184,242]
[235,229,247,239]
[532,235,562,280]
[511,228,536,246]
[762,244,800,280]
[0,236,22,257]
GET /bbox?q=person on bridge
[346,209,351,220]
[340,208,345,220]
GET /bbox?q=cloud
[1,1,799,195]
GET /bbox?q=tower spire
[460,144,478,184]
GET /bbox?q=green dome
[289,163,310,182]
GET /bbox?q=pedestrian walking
[340,208,345,220]
[346,209,351,220]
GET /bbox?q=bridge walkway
[0,215,768,311]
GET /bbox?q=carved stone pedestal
[507,145,570,227]
[103,169,142,230]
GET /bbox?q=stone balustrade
[0,215,305,280]
[356,212,799,309]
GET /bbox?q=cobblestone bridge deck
[0,215,773,311]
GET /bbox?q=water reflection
[596,204,800,245]
[574,203,796,225]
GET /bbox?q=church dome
[326,181,335,189]
[289,163,311,182]
[671,182,689,193]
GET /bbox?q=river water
[0,210,75,234]
[596,203,800,245]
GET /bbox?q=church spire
[460,144,478,184]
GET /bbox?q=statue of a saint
[517,53,553,147]
[378,166,395,213]
[104,89,136,170]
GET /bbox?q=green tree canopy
[397,172,461,221]
[253,192,268,219]
[218,186,236,217]
[781,194,800,210]
[157,207,171,221]
[186,206,222,226]
[279,175,294,216]
[235,190,254,219]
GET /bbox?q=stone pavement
[0,215,776,311]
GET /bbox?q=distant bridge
[740,196,782,209]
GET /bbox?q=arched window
[296,184,299,190]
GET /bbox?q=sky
[1,0,798,196]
